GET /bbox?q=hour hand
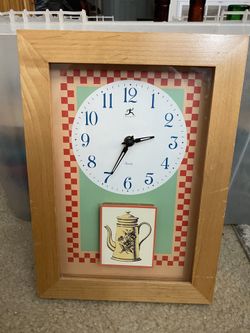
[110,145,129,175]
[134,135,155,143]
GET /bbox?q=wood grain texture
[43,279,210,304]
[17,31,249,304]
[192,47,249,301]
[18,30,247,66]
[0,0,34,11]
[17,33,60,294]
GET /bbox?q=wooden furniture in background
[0,0,35,11]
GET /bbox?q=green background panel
[77,86,184,254]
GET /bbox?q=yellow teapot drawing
[104,211,152,262]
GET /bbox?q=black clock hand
[110,135,155,175]
[121,135,154,145]
[110,144,129,175]
[134,135,155,143]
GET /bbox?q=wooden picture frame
[17,30,248,304]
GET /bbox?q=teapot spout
[104,225,116,251]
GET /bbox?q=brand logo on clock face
[125,107,135,117]
[72,79,187,195]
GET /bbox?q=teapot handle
[138,222,152,249]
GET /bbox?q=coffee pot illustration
[104,211,152,262]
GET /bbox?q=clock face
[72,80,187,195]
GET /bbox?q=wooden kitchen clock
[17,31,248,304]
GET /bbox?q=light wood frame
[17,30,248,304]
[0,0,34,11]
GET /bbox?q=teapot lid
[117,211,138,222]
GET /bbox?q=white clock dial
[72,80,187,195]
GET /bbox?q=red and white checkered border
[59,69,202,266]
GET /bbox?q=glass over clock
[72,79,187,194]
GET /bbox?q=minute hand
[134,136,155,143]
[110,145,129,175]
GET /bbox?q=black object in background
[35,0,91,12]
[154,0,171,22]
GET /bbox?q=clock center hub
[122,136,135,147]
